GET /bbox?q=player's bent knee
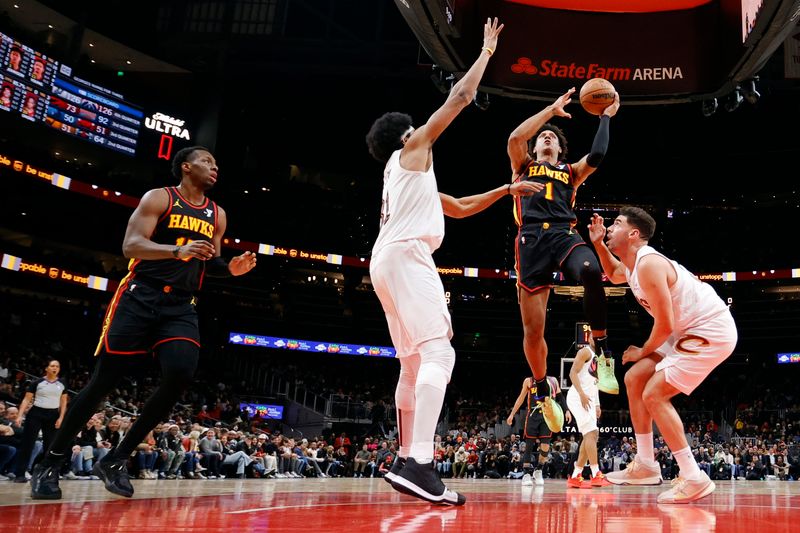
[418,337,455,383]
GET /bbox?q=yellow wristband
[482,47,494,56]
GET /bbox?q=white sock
[590,464,600,477]
[409,383,446,463]
[673,446,702,481]
[572,466,583,478]
[635,432,656,464]
[397,409,414,459]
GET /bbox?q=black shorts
[524,408,552,440]
[515,222,587,293]
[95,276,200,356]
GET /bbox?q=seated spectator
[199,428,223,478]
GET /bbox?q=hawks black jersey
[513,159,577,226]
[128,187,218,292]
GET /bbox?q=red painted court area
[2,478,797,532]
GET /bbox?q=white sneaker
[533,470,544,486]
[606,456,662,485]
[521,473,533,486]
[657,472,715,504]
[63,471,79,480]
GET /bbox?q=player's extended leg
[391,337,465,505]
[519,289,550,397]
[561,246,617,394]
[96,340,199,498]
[31,353,132,500]
[385,353,420,487]
[606,356,662,486]
[642,371,715,504]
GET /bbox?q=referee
[13,360,67,482]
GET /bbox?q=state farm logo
[510,57,684,82]
[511,57,538,75]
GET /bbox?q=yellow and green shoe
[597,353,619,395]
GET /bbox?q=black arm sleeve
[555,391,567,415]
[586,115,610,168]
[206,257,231,277]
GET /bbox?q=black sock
[534,376,551,400]
[42,451,65,467]
[594,336,609,357]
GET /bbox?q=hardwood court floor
[1,477,797,532]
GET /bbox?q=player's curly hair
[529,123,568,161]
[366,112,413,163]
[171,146,211,180]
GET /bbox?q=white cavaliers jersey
[371,149,444,258]
[625,245,729,332]
[573,347,599,400]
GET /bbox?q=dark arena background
[0,1,799,531]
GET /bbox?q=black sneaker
[30,464,61,500]
[384,456,405,484]
[93,457,134,498]
[13,475,28,483]
[390,458,466,505]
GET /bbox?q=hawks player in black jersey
[507,87,620,409]
[31,146,256,500]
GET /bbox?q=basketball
[579,78,616,115]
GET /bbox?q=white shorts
[654,309,738,395]
[370,240,452,357]
[566,387,598,435]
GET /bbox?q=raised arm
[439,180,543,219]
[587,213,626,284]
[402,18,503,170]
[507,88,574,174]
[571,92,620,187]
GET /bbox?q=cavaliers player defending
[588,207,737,503]
[507,87,621,416]
[30,146,256,499]
[365,18,504,505]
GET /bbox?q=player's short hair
[620,206,656,241]
[530,123,568,161]
[366,112,413,163]
[171,146,211,180]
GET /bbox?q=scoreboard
[0,31,143,156]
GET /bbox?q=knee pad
[417,337,455,389]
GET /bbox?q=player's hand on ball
[229,251,257,276]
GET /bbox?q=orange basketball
[579,78,616,116]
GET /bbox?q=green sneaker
[597,354,619,394]
[542,397,564,432]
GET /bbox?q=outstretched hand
[550,88,575,119]
[482,17,504,52]
[229,251,257,276]
[587,213,606,246]
[509,180,544,197]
